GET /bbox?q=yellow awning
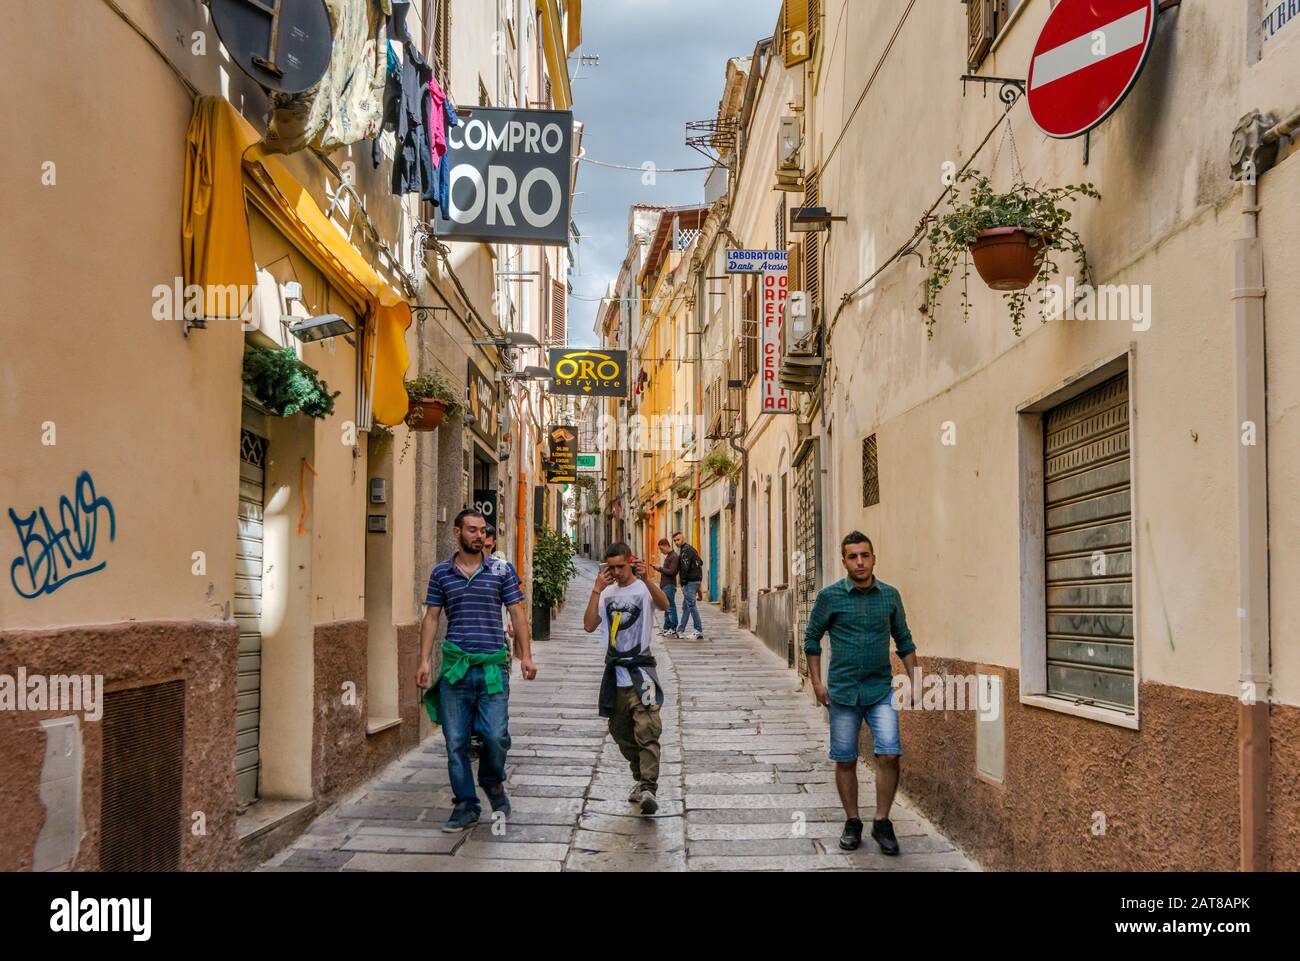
[537,0,574,110]
[567,0,582,53]
[183,97,411,426]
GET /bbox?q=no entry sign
[1027,0,1159,139]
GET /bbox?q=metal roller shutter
[793,443,822,679]
[235,419,267,808]
[1043,373,1134,709]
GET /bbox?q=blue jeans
[438,665,511,813]
[662,583,679,631]
[681,581,703,633]
[827,694,902,761]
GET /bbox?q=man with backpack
[673,532,706,640]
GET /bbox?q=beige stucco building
[674,0,1300,870]
[0,0,580,871]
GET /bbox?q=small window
[966,0,1023,68]
[862,434,879,508]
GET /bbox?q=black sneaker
[839,817,864,850]
[872,818,900,856]
[487,786,511,817]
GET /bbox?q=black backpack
[679,546,704,583]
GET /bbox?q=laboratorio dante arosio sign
[547,349,627,397]
[433,107,574,246]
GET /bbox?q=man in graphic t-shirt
[583,543,669,815]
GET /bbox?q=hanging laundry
[427,74,462,213]
[265,0,391,155]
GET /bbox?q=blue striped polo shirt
[425,554,526,653]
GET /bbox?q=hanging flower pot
[968,228,1051,292]
[406,397,449,432]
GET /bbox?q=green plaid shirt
[804,576,916,707]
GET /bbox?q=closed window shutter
[775,196,786,251]
[743,276,758,381]
[804,173,821,318]
[967,0,995,68]
[551,280,567,344]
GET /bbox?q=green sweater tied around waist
[421,640,509,725]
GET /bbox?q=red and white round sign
[1027,0,1159,139]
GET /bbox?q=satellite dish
[210,0,333,94]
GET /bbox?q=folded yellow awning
[183,97,411,426]
[567,0,582,53]
[537,0,574,110]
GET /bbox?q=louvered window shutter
[803,173,821,318]
[551,280,567,344]
[967,0,995,68]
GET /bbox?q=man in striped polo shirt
[417,509,536,832]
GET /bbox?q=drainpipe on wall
[1228,107,1295,871]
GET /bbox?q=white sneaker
[691,631,704,640]
[627,784,643,803]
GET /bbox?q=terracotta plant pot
[406,398,449,432]
[714,468,729,478]
[968,227,1050,291]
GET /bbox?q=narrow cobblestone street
[265,560,975,872]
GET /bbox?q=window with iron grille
[862,434,880,508]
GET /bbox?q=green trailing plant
[532,524,578,610]
[399,370,463,463]
[701,447,739,478]
[242,346,340,419]
[923,169,1100,337]
[673,480,694,498]
[403,370,462,417]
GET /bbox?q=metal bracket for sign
[959,75,1026,107]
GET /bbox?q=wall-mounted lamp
[473,331,542,350]
[287,313,355,343]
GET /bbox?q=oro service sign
[547,349,628,397]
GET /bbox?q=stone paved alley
[265,560,976,872]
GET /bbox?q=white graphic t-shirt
[598,578,655,688]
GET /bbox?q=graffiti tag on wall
[8,471,116,598]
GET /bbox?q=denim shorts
[827,695,901,761]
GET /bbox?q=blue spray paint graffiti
[8,471,116,599]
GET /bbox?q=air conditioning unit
[775,116,805,192]
[783,297,818,357]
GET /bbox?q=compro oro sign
[547,349,628,397]
[761,269,793,414]
[433,107,574,245]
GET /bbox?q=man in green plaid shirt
[804,531,919,856]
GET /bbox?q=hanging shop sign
[547,425,578,484]
[473,488,499,523]
[209,0,333,94]
[577,453,601,474]
[433,107,574,245]
[1027,0,1159,140]
[726,249,789,274]
[547,349,628,397]
[760,268,794,415]
[466,360,499,447]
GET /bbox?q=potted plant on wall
[404,370,461,431]
[673,480,694,499]
[701,447,739,479]
[924,169,1099,337]
[399,370,462,463]
[242,346,341,419]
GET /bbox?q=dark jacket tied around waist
[599,649,664,719]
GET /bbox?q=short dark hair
[841,531,874,555]
[606,542,632,560]
[657,538,671,548]
[453,509,486,529]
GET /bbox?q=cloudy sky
[567,0,783,347]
